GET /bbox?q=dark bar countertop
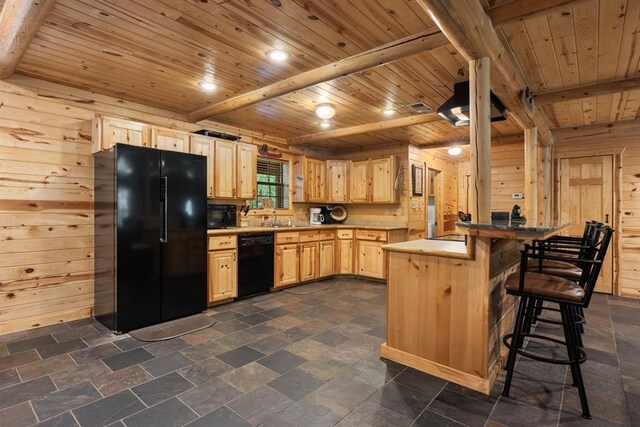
[455,221,570,240]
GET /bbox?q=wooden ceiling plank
[552,118,640,140]
[487,0,590,27]
[186,29,448,122]
[535,75,640,105]
[0,0,56,78]
[524,16,564,91]
[287,113,441,145]
[416,0,555,146]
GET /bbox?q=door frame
[553,149,623,295]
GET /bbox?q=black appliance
[319,206,335,224]
[193,129,240,141]
[491,211,510,225]
[207,204,237,229]
[94,144,207,333]
[237,233,274,298]
[437,81,508,126]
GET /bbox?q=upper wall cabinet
[214,140,237,198]
[152,127,189,152]
[237,143,257,199]
[294,157,326,203]
[349,156,397,204]
[327,160,349,203]
[190,135,215,198]
[349,159,370,203]
[92,117,151,153]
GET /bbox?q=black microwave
[207,204,236,229]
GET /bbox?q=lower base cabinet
[299,242,319,282]
[275,244,299,287]
[356,240,385,279]
[337,239,354,274]
[208,249,237,303]
[319,240,335,277]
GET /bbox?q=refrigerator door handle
[160,176,168,243]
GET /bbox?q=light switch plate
[512,192,524,199]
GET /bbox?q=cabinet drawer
[355,229,387,242]
[299,231,320,242]
[208,235,237,250]
[276,232,299,244]
[337,230,353,239]
[318,230,335,241]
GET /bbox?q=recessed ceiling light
[448,147,462,156]
[315,103,336,119]
[198,81,217,91]
[319,121,331,129]
[382,108,396,116]
[266,49,289,61]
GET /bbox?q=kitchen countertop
[382,238,472,260]
[455,221,570,240]
[207,224,408,235]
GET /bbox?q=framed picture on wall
[412,165,424,196]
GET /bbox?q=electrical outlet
[396,208,402,216]
[512,192,524,199]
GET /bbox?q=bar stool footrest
[503,333,587,365]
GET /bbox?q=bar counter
[380,223,569,394]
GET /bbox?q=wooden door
[370,156,396,203]
[327,160,349,203]
[237,143,257,199]
[214,140,237,198]
[338,239,354,274]
[319,240,335,277]
[299,242,319,281]
[190,135,215,197]
[357,240,384,279]
[152,128,188,152]
[559,155,614,293]
[350,159,370,203]
[96,118,150,152]
[208,249,237,303]
[275,244,299,287]
[305,158,326,202]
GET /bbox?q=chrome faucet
[287,217,292,227]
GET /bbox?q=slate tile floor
[0,277,637,426]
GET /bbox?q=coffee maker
[320,206,334,224]
[309,208,324,225]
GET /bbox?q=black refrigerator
[94,144,207,333]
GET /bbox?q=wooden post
[538,145,552,226]
[524,127,538,225]
[469,57,491,224]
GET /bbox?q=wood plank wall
[555,136,640,298]
[0,75,292,335]
[457,141,525,215]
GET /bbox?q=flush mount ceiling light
[198,81,217,91]
[382,108,396,116]
[319,121,331,129]
[448,146,462,156]
[265,49,289,61]
[315,103,336,119]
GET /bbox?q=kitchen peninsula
[381,222,569,394]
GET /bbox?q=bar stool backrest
[580,225,614,308]
[575,221,603,271]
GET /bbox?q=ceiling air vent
[408,102,432,114]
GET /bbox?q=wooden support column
[538,146,552,226]
[524,128,539,225]
[469,57,492,224]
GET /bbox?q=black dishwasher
[237,233,274,298]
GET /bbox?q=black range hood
[437,81,508,126]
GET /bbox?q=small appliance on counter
[510,204,527,225]
[457,211,472,222]
[491,211,510,225]
[309,207,324,225]
[207,204,236,229]
[319,205,348,224]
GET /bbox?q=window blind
[249,158,290,209]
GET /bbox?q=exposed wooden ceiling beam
[287,113,441,145]
[418,133,523,149]
[552,119,640,141]
[417,0,555,146]
[186,29,448,123]
[487,0,589,27]
[535,76,640,105]
[0,0,56,79]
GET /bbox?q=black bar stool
[501,225,614,419]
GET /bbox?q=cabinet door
[275,244,299,287]
[208,250,237,303]
[305,158,326,202]
[327,160,349,203]
[357,240,384,279]
[338,239,354,274]
[152,128,189,152]
[236,143,257,199]
[190,135,215,197]
[214,140,237,198]
[299,242,319,282]
[370,156,396,203]
[96,118,150,152]
[349,159,370,203]
[319,240,335,277]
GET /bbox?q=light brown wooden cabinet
[92,117,151,153]
[299,242,319,282]
[190,135,215,197]
[214,140,237,198]
[349,156,397,203]
[319,240,335,277]
[295,157,327,202]
[337,230,354,275]
[152,127,189,152]
[327,160,349,203]
[275,243,299,287]
[356,240,385,279]
[236,143,257,199]
[208,247,237,303]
